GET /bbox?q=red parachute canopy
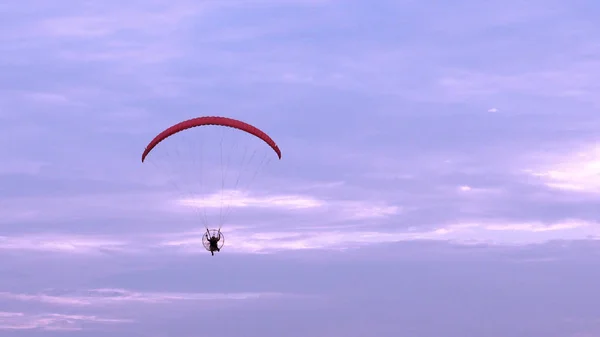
[141,116,282,162]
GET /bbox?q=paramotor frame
[202,229,225,252]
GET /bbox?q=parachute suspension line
[226,152,271,222]
[149,159,181,197]
[146,149,185,216]
[219,128,225,229]
[249,152,272,187]
[222,149,272,225]
[221,146,253,227]
[141,116,281,234]
[218,130,241,230]
[164,131,206,231]
[200,130,210,229]
[222,147,256,225]
[178,132,207,230]
[190,130,209,230]
[180,133,194,223]
[171,140,191,209]
[158,148,186,203]
[147,142,208,227]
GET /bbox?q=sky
[1,0,600,336]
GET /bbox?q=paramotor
[141,116,281,255]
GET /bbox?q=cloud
[0,288,289,307]
[0,234,132,255]
[456,185,503,195]
[159,218,600,253]
[0,160,46,175]
[0,311,130,331]
[431,61,600,105]
[0,227,439,256]
[178,190,324,209]
[0,192,175,225]
[177,190,399,221]
[3,0,600,335]
[484,220,588,232]
[2,217,598,257]
[528,143,600,193]
[0,181,399,237]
